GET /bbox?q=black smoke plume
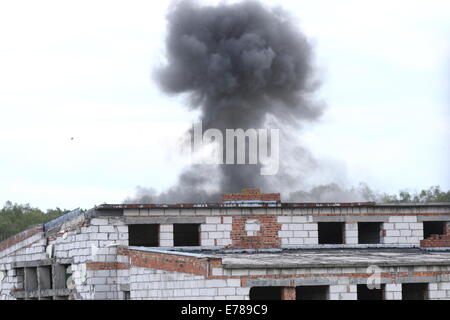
[125,0,353,204]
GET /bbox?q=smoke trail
[126,0,356,203]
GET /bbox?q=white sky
[0,0,449,210]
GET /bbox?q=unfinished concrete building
[1,189,450,300]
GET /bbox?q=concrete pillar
[385,284,402,300]
[329,284,357,300]
[15,268,24,290]
[345,223,358,244]
[159,224,174,247]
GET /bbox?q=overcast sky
[0,0,449,210]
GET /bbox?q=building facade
[1,189,450,300]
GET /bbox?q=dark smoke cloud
[157,0,321,126]
[286,183,366,203]
[125,165,221,204]
[125,0,362,204]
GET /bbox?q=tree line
[359,185,450,203]
[0,201,68,241]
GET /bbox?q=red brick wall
[420,235,450,248]
[227,216,281,249]
[86,262,130,270]
[127,249,215,276]
[222,189,280,202]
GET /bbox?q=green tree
[378,186,450,203]
[0,202,68,241]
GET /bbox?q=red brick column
[281,287,296,300]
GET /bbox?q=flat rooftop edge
[95,202,450,210]
[214,248,450,269]
[124,247,450,269]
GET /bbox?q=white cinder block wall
[383,216,423,245]
[344,223,358,245]
[277,217,425,247]
[428,281,450,300]
[277,216,318,246]
[47,216,129,300]
[129,267,249,300]
[200,217,232,247]
[384,284,402,300]
[329,284,357,300]
[159,224,174,247]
